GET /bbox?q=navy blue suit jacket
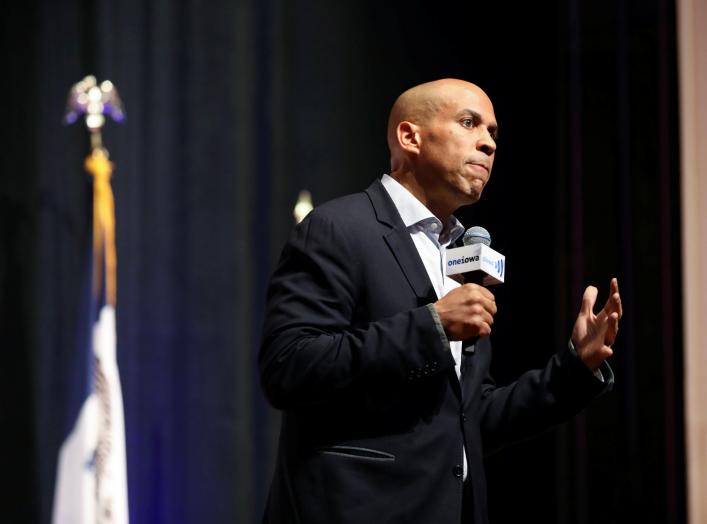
[259,178,612,524]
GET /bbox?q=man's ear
[397,121,421,155]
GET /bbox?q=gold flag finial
[293,190,314,224]
[66,76,124,306]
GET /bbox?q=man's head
[387,79,498,220]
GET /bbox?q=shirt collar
[381,174,465,245]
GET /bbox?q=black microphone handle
[463,270,487,286]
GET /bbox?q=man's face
[416,85,498,210]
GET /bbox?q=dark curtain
[1,0,684,523]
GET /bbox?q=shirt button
[452,465,463,478]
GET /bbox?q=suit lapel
[382,229,437,300]
[365,178,463,400]
[365,179,436,301]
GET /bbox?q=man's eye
[461,118,474,128]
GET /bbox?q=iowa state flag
[52,149,129,524]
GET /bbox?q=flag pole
[64,75,125,305]
[53,75,128,524]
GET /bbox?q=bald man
[259,79,621,524]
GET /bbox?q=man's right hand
[433,284,497,341]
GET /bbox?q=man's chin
[467,179,486,202]
[447,185,483,212]
[465,189,482,204]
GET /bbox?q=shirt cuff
[426,304,451,351]
[568,339,605,382]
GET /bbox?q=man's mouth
[467,161,489,174]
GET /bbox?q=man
[259,79,622,524]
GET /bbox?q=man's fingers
[479,308,494,326]
[613,292,623,319]
[475,320,492,337]
[464,283,495,302]
[461,284,497,315]
[605,312,619,345]
[436,284,498,340]
[575,280,622,368]
[468,303,494,326]
[481,296,497,316]
[580,286,598,316]
[609,278,622,318]
[594,279,622,328]
[613,292,622,318]
[601,292,620,316]
[611,277,619,295]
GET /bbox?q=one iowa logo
[447,255,479,266]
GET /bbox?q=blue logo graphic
[495,259,504,278]
[448,255,479,267]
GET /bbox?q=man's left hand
[572,278,623,370]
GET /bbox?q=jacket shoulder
[308,190,374,229]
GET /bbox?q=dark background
[1,0,685,522]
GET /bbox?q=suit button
[453,465,463,478]
[461,413,467,422]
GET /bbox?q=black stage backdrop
[1,0,685,522]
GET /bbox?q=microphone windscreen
[462,226,492,247]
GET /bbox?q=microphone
[462,225,491,247]
[446,226,505,286]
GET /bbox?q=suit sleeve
[259,211,455,410]
[477,338,614,455]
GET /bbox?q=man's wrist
[568,339,605,382]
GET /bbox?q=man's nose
[477,130,496,156]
